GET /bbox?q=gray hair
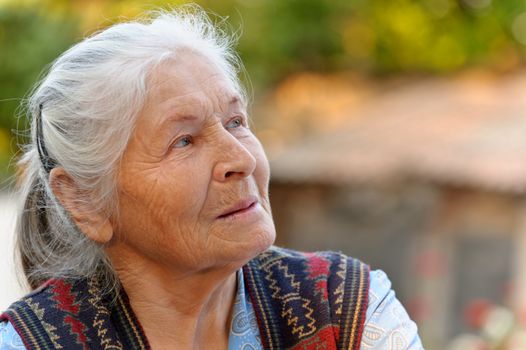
[16,5,245,291]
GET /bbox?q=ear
[49,167,113,244]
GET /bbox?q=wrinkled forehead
[145,50,245,109]
[132,51,246,134]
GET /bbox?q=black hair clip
[36,103,57,173]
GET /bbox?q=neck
[107,246,238,350]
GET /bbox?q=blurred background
[2,0,526,348]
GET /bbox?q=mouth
[218,196,258,219]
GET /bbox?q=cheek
[153,160,212,221]
[251,139,271,193]
[116,160,210,236]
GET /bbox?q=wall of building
[269,180,521,348]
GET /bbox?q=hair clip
[36,103,57,173]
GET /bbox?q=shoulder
[1,280,49,319]
[250,245,370,285]
[0,280,55,349]
[250,245,369,270]
[1,278,96,350]
[247,245,369,286]
[246,246,370,345]
[0,322,27,350]
[362,270,425,349]
[247,246,370,296]
[1,279,60,323]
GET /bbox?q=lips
[218,196,258,219]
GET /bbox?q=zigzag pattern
[26,298,63,349]
[1,274,153,349]
[333,255,347,316]
[264,259,301,298]
[244,246,370,349]
[87,277,124,350]
[303,253,331,302]
[264,258,317,338]
[50,280,89,349]
[299,297,316,337]
[50,280,79,315]
[1,247,369,350]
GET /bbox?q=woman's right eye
[172,135,193,149]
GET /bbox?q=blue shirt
[0,270,424,349]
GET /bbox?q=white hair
[16,5,246,292]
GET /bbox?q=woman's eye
[173,135,193,148]
[226,116,244,129]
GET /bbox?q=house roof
[269,72,526,194]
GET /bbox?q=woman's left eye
[226,116,245,129]
[172,135,193,148]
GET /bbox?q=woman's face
[112,51,275,272]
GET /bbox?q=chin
[248,225,276,257]
[255,228,276,253]
[227,226,276,266]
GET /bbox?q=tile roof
[269,73,526,193]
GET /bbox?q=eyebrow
[157,94,244,130]
[156,114,198,138]
[229,96,241,106]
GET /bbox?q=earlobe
[76,217,114,244]
[49,167,114,244]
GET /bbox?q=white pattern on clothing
[0,322,25,350]
[228,269,263,349]
[361,270,424,349]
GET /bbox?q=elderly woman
[0,7,423,350]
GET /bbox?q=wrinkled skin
[105,50,276,348]
[112,52,275,273]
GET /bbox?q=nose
[212,132,257,182]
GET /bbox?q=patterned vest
[1,247,369,350]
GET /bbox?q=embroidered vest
[1,247,369,350]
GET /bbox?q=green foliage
[230,0,526,81]
[188,0,526,85]
[2,0,526,180]
[0,6,79,178]
[235,0,348,86]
